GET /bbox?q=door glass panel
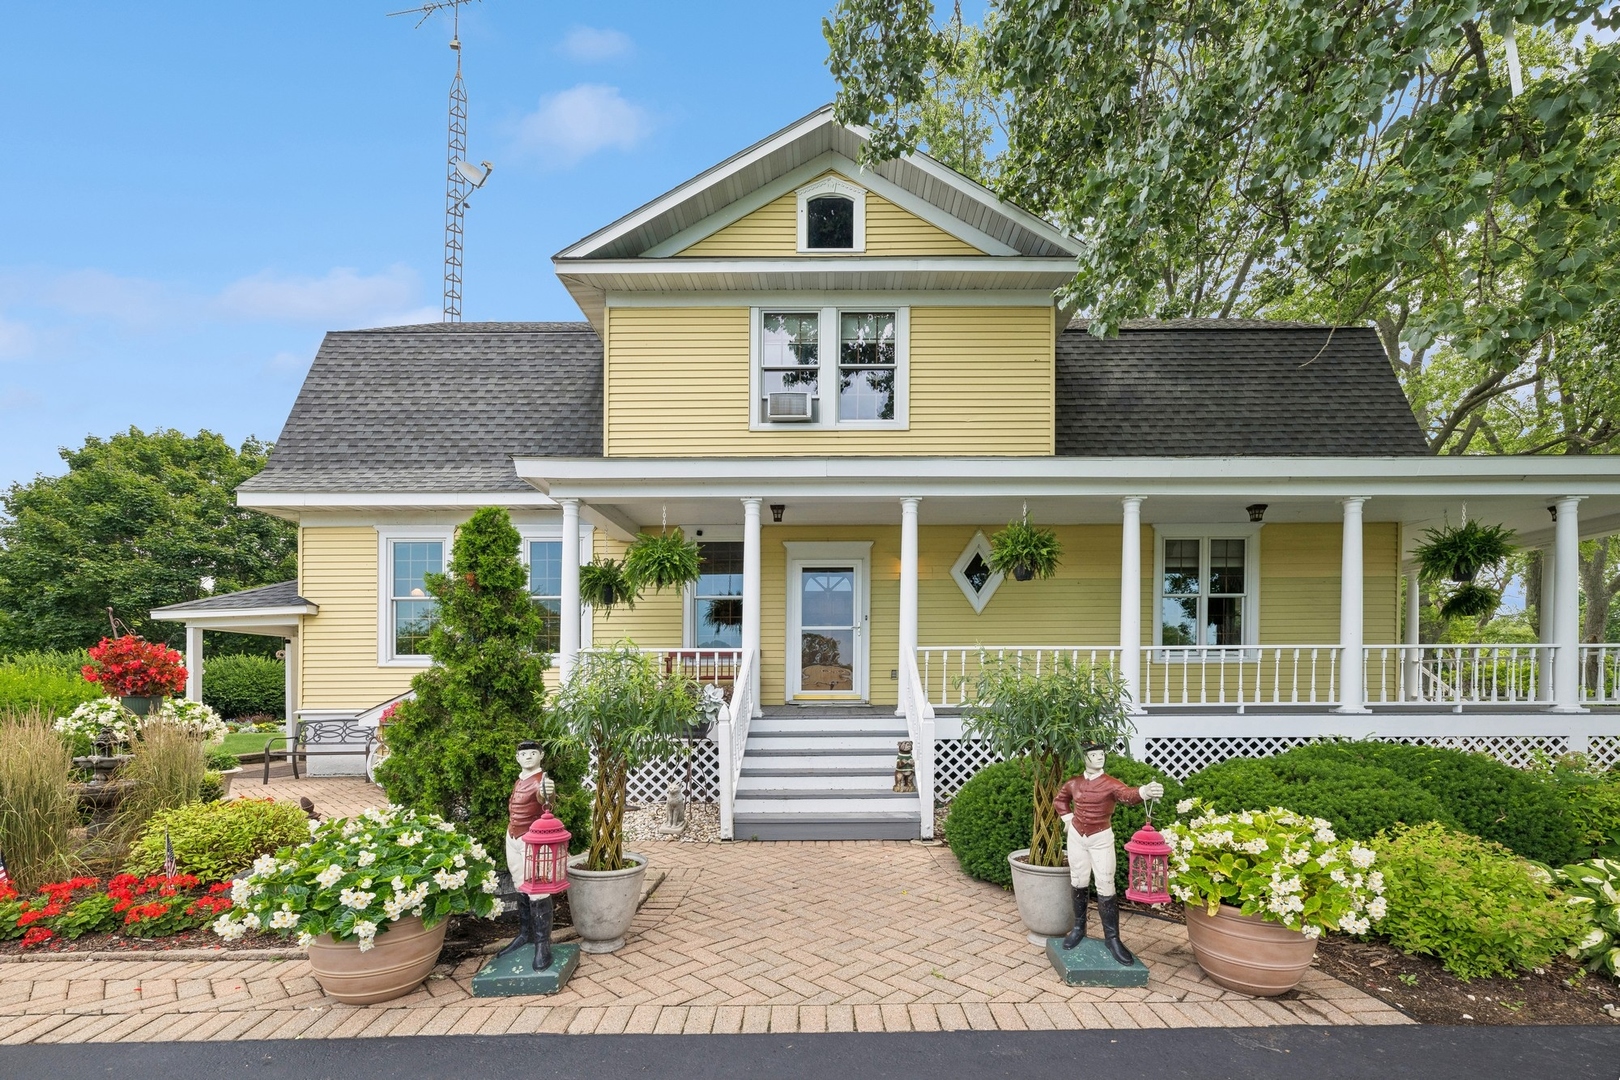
[801,568,854,627]
[801,631,855,691]
[800,567,856,693]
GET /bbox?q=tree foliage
[0,428,296,653]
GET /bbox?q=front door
[789,560,867,701]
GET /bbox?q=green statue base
[471,942,579,997]
[1045,936,1149,987]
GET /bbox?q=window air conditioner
[766,392,815,422]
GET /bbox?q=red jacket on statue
[1053,773,1143,836]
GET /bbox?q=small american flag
[163,829,176,880]
[0,849,9,886]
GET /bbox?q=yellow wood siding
[588,535,684,647]
[602,306,1054,457]
[677,186,981,257]
[297,527,417,711]
[1260,523,1399,645]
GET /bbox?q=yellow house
[157,107,1620,840]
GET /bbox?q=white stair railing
[718,647,756,841]
[901,649,935,839]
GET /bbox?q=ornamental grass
[110,719,207,845]
[0,708,82,892]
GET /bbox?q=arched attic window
[796,177,866,252]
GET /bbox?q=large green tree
[0,428,296,653]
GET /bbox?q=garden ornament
[657,780,688,837]
[1052,744,1165,964]
[497,740,556,964]
[893,740,916,793]
[515,809,572,970]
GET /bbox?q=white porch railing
[718,647,756,841]
[579,646,743,687]
[1363,645,1553,706]
[1581,645,1620,704]
[916,646,1123,707]
[900,649,936,837]
[1140,646,1340,708]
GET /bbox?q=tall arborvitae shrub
[376,508,586,854]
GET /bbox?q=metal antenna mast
[389,0,493,322]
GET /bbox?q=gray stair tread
[735,789,917,800]
[733,811,921,822]
[748,729,909,738]
[740,767,894,777]
[742,747,896,757]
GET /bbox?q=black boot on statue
[495,891,533,959]
[1061,886,1089,950]
[1098,894,1135,965]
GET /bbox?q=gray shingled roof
[1056,322,1428,456]
[151,581,311,616]
[238,323,602,493]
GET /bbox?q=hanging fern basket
[579,558,635,613]
[1438,582,1501,620]
[988,518,1062,582]
[1414,521,1516,585]
[623,527,702,594]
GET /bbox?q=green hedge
[202,654,285,720]
[124,798,310,882]
[1184,753,1455,842]
[945,756,1183,894]
[0,651,99,716]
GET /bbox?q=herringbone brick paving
[0,777,1409,1041]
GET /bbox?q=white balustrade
[719,647,756,841]
[916,646,1122,707]
[1364,644,1552,705]
[900,650,935,838]
[1139,645,1340,708]
[1581,645,1620,705]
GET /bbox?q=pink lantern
[520,810,572,897]
[1124,820,1172,905]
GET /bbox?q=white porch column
[1337,497,1370,713]
[1119,497,1144,712]
[1553,497,1584,713]
[898,497,921,715]
[185,625,204,702]
[1539,546,1557,703]
[559,498,582,680]
[1403,569,1421,701]
[742,497,763,716]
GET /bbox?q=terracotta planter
[567,852,647,954]
[1184,903,1318,997]
[306,915,448,1005]
[1007,849,1073,944]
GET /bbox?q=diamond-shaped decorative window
[951,531,1004,613]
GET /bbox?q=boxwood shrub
[124,797,310,882]
[945,756,1183,894]
[1183,753,1454,841]
[202,654,285,720]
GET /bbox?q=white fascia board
[512,455,1620,499]
[556,106,839,259]
[237,491,559,511]
[606,289,1055,308]
[148,605,315,622]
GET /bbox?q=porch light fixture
[770,504,785,523]
[1246,504,1268,523]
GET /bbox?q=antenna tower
[389,0,492,323]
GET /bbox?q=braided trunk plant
[960,654,1135,868]
[551,643,697,871]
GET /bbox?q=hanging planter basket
[1438,582,1501,620]
[1414,521,1516,584]
[580,558,635,613]
[623,527,702,595]
[988,517,1062,582]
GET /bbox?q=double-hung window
[1157,534,1257,648]
[528,540,563,653]
[689,541,744,648]
[754,307,907,429]
[389,540,443,659]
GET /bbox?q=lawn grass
[221,729,280,758]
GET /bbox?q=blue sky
[0,1,878,490]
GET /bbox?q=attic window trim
[951,530,1004,614]
[796,176,867,254]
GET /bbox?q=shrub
[125,798,310,882]
[1557,857,1620,979]
[0,651,98,715]
[1371,821,1583,980]
[945,756,1182,894]
[204,746,240,771]
[111,720,207,843]
[0,709,82,891]
[1534,754,1620,857]
[202,654,285,720]
[1184,752,1453,841]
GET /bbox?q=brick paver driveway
[0,778,1408,1043]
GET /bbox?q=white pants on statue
[505,833,526,883]
[1065,823,1117,897]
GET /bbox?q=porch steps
[733,708,921,841]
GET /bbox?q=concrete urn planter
[1007,849,1074,944]
[215,767,243,799]
[567,852,648,954]
[1184,903,1319,997]
[306,915,448,1005]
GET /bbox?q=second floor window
[529,540,563,653]
[839,312,896,421]
[805,195,855,249]
[755,307,906,428]
[391,540,443,657]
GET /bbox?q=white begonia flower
[354,920,378,952]
[453,854,466,868]
[1236,812,1255,825]
[1175,798,1196,815]
[231,878,253,905]
[437,820,457,833]
[270,907,300,930]
[297,931,315,949]
[252,853,280,876]
[481,871,499,894]
[339,888,376,910]
[1240,839,1268,855]
[1302,924,1322,939]
[341,820,362,838]
[241,912,262,931]
[398,831,423,848]
[1367,896,1388,921]
[213,915,246,940]
[1368,870,1385,892]
[468,842,488,861]
[357,850,377,868]
[315,865,344,889]
[1314,826,1337,843]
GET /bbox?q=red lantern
[1124,820,1172,905]
[520,810,572,897]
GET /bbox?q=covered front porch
[515,453,1620,840]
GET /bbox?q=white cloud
[515,84,651,167]
[215,265,425,328]
[36,270,172,327]
[0,387,41,411]
[560,26,633,62]
[0,315,33,360]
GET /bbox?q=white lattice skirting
[582,740,721,804]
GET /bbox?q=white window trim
[682,528,746,649]
[517,523,596,653]
[376,525,455,667]
[951,530,1005,614]
[1151,524,1262,655]
[795,175,866,253]
[749,304,910,432]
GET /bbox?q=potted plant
[212,805,500,1004]
[1438,581,1501,620]
[579,558,636,614]
[623,526,701,595]
[1414,519,1516,584]
[54,697,139,754]
[960,653,1134,941]
[550,643,696,953]
[1163,799,1386,996]
[988,514,1062,582]
[80,635,188,716]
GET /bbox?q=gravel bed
[622,801,721,844]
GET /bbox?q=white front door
[786,547,869,702]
